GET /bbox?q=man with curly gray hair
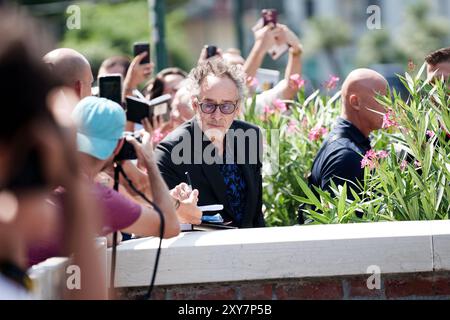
[155,57,265,228]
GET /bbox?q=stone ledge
[109,220,450,288]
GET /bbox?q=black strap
[109,164,121,298]
[115,163,165,300]
[0,261,32,291]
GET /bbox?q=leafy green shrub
[245,66,449,226]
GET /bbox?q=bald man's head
[43,48,93,99]
[341,68,388,137]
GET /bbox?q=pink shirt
[27,183,141,266]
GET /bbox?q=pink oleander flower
[289,74,305,90]
[400,160,408,171]
[263,105,275,115]
[308,126,328,141]
[247,76,259,88]
[361,156,376,170]
[365,149,377,159]
[152,128,165,144]
[426,130,435,138]
[414,160,421,168]
[287,120,299,134]
[361,149,389,169]
[376,150,389,159]
[361,149,377,169]
[382,110,398,129]
[324,75,340,90]
[273,99,287,113]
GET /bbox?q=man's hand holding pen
[170,182,203,225]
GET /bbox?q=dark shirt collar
[332,117,371,150]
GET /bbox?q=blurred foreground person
[0,8,106,299]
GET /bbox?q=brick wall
[117,271,450,300]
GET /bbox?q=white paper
[198,204,224,212]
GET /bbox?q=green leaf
[337,183,347,220]
[294,175,323,211]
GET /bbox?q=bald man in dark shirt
[309,68,388,194]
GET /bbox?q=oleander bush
[245,66,449,226]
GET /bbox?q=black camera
[115,132,142,161]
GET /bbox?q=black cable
[109,164,120,298]
[116,163,165,300]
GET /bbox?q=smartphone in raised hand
[262,8,277,26]
[260,9,288,60]
[98,74,123,106]
[133,42,150,65]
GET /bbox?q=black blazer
[155,119,265,228]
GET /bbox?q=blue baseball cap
[71,96,126,160]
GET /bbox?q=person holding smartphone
[241,21,303,114]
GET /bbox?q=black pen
[185,171,193,191]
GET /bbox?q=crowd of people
[0,4,449,299]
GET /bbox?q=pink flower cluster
[263,99,288,118]
[289,74,305,90]
[273,99,287,112]
[263,105,275,116]
[426,130,435,138]
[382,110,398,129]
[324,75,340,91]
[287,120,299,134]
[308,126,328,141]
[361,149,389,169]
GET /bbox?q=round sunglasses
[198,101,238,115]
